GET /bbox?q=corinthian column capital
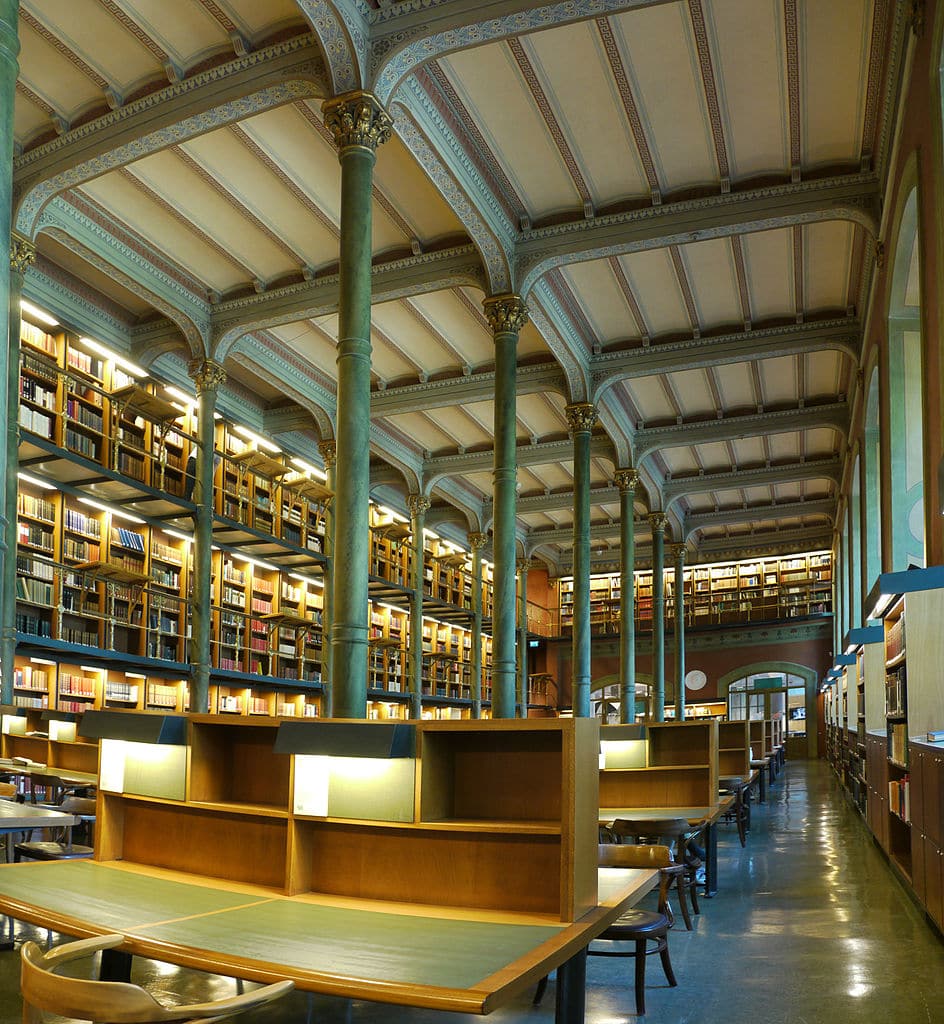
[318,439,337,470]
[10,236,35,275]
[322,91,392,153]
[614,468,639,493]
[483,294,528,335]
[468,531,488,552]
[406,493,431,518]
[648,512,669,534]
[565,402,597,435]
[187,358,227,394]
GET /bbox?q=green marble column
[2,237,33,704]
[516,557,532,718]
[187,358,226,715]
[323,92,391,719]
[649,512,668,722]
[0,4,19,706]
[318,438,336,718]
[567,403,597,718]
[670,543,687,721]
[468,531,487,719]
[407,493,429,720]
[483,295,527,719]
[615,469,638,724]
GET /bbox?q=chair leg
[688,871,700,915]
[634,939,647,1016]
[533,974,549,1006]
[658,938,677,988]
[675,877,693,930]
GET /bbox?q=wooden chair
[14,797,96,862]
[719,776,750,847]
[534,845,678,1017]
[20,933,294,1024]
[609,818,700,929]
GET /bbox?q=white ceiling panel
[742,228,795,321]
[667,368,715,419]
[439,44,579,217]
[804,221,854,312]
[611,3,718,191]
[691,441,733,471]
[802,0,870,168]
[561,261,642,345]
[729,437,766,465]
[759,355,799,406]
[523,22,650,206]
[619,249,690,337]
[713,362,756,412]
[767,431,800,462]
[707,0,789,182]
[681,239,741,330]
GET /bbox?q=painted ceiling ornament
[483,294,528,335]
[187,357,227,394]
[565,403,598,435]
[322,91,393,152]
[10,236,35,275]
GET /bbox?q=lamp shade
[274,720,415,758]
[79,710,187,745]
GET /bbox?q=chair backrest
[20,934,294,1024]
[611,818,692,845]
[60,796,97,817]
[598,843,672,869]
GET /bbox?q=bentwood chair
[20,933,295,1024]
[718,776,750,847]
[534,844,678,1016]
[609,818,700,929]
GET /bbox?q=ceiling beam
[635,402,849,465]
[424,435,615,483]
[212,246,484,353]
[662,457,842,513]
[517,485,621,515]
[371,362,566,415]
[517,174,880,295]
[692,527,834,562]
[528,520,642,548]
[683,498,835,538]
[370,318,858,417]
[14,36,329,237]
[590,318,859,400]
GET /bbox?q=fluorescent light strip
[290,457,327,480]
[125,672,146,680]
[289,573,324,588]
[79,337,147,378]
[78,497,145,524]
[233,424,280,454]
[17,471,55,491]
[165,386,196,407]
[162,528,193,543]
[29,658,55,666]
[20,300,59,326]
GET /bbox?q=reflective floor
[3,760,944,1023]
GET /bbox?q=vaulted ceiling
[12,0,905,572]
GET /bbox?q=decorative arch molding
[527,281,591,402]
[297,0,366,94]
[390,91,513,295]
[36,201,208,357]
[369,0,678,106]
[14,38,329,238]
[516,187,880,298]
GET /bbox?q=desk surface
[0,801,77,830]
[599,801,729,827]
[0,759,97,788]
[0,860,656,1014]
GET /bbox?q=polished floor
[2,760,944,1023]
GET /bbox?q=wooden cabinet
[94,716,598,922]
[718,720,751,777]
[600,720,719,808]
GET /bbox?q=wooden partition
[718,720,751,777]
[748,720,771,758]
[93,715,599,923]
[599,720,719,809]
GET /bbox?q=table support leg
[100,948,133,982]
[703,822,718,898]
[555,947,587,1024]
[758,769,766,803]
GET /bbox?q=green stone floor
[2,759,944,1023]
